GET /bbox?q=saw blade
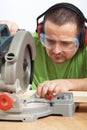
[21,46,31,90]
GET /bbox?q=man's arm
[36,78,87,97]
[0,20,19,34]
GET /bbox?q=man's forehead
[44,21,78,38]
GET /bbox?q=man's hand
[36,79,73,97]
[0,20,19,35]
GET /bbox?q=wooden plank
[72,91,87,103]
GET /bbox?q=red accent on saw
[45,93,54,100]
[0,92,14,111]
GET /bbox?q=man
[0,3,87,98]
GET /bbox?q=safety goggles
[40,33,79,51]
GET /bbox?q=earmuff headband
[36,2,87,46]
[36,2,87,28]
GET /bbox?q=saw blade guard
[0,25,36,92]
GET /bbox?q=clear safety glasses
[40,33,79,51]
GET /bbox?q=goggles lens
[40,33,79,51]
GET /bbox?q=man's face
[43,20,79,63]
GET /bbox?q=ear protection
[36,2,87,46]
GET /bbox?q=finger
[48,82,56,92]
[36,83,43,97]
[41,85,49,97]
[11,27,18,35]
[41,82,56,97]
[36,83,48,97]
[52,86,61,96]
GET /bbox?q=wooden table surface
[0,103,87,130]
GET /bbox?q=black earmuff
[36,2,87,46]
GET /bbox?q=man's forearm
[69,78,87,91]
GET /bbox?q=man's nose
[52,43,62,53]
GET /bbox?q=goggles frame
[40,33,79,51]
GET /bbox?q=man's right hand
[0,20,19,35]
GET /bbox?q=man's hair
[43,7,85,34]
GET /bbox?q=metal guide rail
[0,92,75,122]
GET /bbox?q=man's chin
[52,58,65,64]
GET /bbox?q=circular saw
[0,24,36,93]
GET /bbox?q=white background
[0,0,87,32]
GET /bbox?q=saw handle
[0,24,10,36]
